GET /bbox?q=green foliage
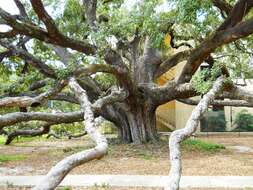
[0,135,6,145]
[0,154,26,164]
[33,40,58,62]
[181,139,225,152]
[192,62,225,94]
[192,69,212,94]
[52,123,84,135]
[175,0,212,23]
[233,110,253,132]
[95,74,117,90]
[60,0,89,39]
[87,0,170,50]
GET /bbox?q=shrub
[233,110,253,132]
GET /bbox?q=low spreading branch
[178,98,253,107]
[166,77,225,190]
[0,80,67,108]
[5,123,52,145]
[32,77,108,190]
[0,111,83,130]
[92,87,128,111]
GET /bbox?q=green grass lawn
[181,138,225,152]
[0,154,26,164]
[0,135,49,145]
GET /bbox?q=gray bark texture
[32,78,108,190]
[166,77,225,190]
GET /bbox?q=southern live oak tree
[1,0,253,189]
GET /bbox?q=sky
[0,0,171,33]
[0,0,18,32]
[0,0,19,14]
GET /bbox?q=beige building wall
[155,48,253,132]
[174,61,200,130]
[156,66,176,131]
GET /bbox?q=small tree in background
[234,109,253,132]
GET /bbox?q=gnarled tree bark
[33,77,108,190]
[166,77,225,190]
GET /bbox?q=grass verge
[181,138,225,152]
[0,154,26,164]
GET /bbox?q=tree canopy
[1,0,253,189]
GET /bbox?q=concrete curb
[0,175,253,188]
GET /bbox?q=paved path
[0,175,253,188]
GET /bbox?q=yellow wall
[156,55,200,131]
[156,67,176,131]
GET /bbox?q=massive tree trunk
[118,105,158,144]
[107,100,158,144]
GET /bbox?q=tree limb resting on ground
[166,76,225,190]
[5,123,52,145]
[32,77,108,190]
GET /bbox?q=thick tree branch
[177,17,253,83]
[83,0,97,28]
[223,83,253,102]
[155,50,191,78]
[0,7,96,55]
[0,80,67,108]
[33,77,108,190]
[5,122,52,145]
[212,0,232,16]
[29,79,49,91]
[0,111,83,130]
[14,0,28,18]
[139,80,197,106]
[0,40,57,78]
[92,88,128,111]
[166,77,225,190]
[177,98,253,107]
[30,0,60,35]
[218,0,253,31]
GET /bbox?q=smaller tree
[233,109,253,131]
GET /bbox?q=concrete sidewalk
[0,175,253,188]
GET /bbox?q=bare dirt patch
[0,136,253,177]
